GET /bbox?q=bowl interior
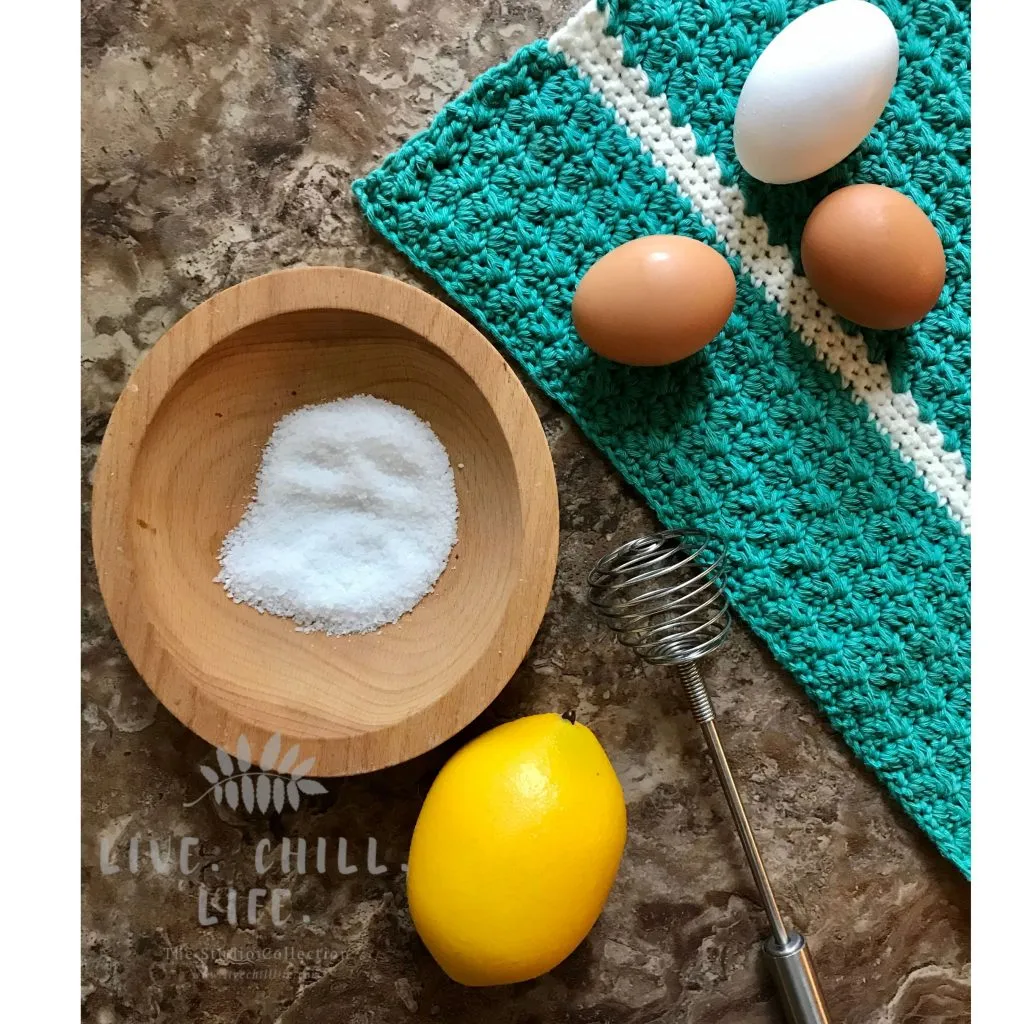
[129,308,522,758]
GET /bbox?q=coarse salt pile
[216,395,458,635]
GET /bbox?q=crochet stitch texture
[354,0,971,875]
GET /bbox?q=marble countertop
[82,2,969,1021]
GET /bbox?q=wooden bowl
[92,267,559,776]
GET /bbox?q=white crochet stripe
[549,2,971,533]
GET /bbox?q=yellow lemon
[407,712,627,986]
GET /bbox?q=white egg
[733,0,899,184]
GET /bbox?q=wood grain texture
[92,267,559,775]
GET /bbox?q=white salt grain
[216,395,458,635]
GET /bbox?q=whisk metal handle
[679,664,788,945]
[681,666,831,1024]
[697,718,791,947]
[763,934,831,1024]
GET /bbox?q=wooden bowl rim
[91,266,559,775]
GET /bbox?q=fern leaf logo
[185,733,328,812]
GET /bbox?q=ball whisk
[588,529,831,1024]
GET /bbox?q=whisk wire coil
[587,529,732,666]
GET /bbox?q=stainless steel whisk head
[587,529,731,667]
[587,528,831,1024]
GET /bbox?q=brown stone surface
[81,2,970,1021]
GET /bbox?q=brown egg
[571,235,736,366]
[800,184,946,330]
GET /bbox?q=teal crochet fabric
[354,0,971,876]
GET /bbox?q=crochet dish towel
[353,0,971,876]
